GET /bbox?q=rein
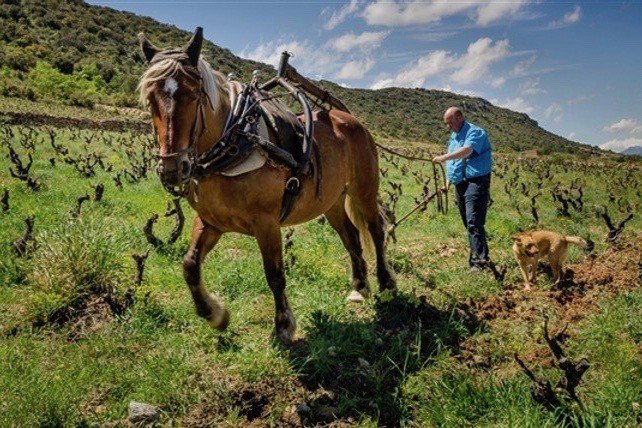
[377,142,449,233]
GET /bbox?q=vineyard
[1,100,641,426]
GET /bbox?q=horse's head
[138,27,208,195]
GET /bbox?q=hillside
[622,146,642,156]
[0,0,599,155]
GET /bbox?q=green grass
[1,121,641,426]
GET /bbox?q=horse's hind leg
[325,195,371,302]
[368,208,397,292]
[183,216,229,330]
[254,222,296,345]
[348,194,396,292]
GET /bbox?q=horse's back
[190,108,380,230]
[318,109,380,195]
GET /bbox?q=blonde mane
[138,57,238,111]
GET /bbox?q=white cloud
[511,55,537,77]
[438,85,483,98]
[490,77,506,88]
[240,39,335,77]
[370,37,509,89]
[475,0,528,26]
[567,95,591,106]
[603,118,639,133]
[362,0,528,27]
[335,58,375,80]
[548,5,581,29]
[371,77,395,90]
[451,38,510,84]
[495,97,534,114]
[600,137,642,153]
[371,50,455,89]
[545,103,563,122]
[323,0,361,30]
[408,31,457,43]
[564,5,581,24]
[519,78,546,95]
[327,31,390,53]
[363,1,469,26]
[240,40,310,69]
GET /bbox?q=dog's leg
[517,258,533,289]
[529,257,539,283]
[550,255,562,284]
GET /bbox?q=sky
[86,0,642,152]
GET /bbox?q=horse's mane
[138,57,239,111]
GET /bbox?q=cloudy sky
[88,0,642,152]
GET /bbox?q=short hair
[444,106,464,119]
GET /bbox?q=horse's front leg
[255,223,296,345]
[183,216,229,330]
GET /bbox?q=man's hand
[432,154,447,164]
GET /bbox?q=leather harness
[149,52,321,223]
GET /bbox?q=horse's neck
[198,79,245,155]
[197,86,232,155]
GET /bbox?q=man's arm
[432,145,473,164]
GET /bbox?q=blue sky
[87,1,642,152]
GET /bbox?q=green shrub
[26,61,106,107]
[0,45,37,72]
[26,216,131,325]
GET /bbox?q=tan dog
[511,230,587,289]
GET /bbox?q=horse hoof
[275,328,294,346]
[273,310,296,345]
[347,289,369,303]
[206,308,230,331]
[383,276,397,291]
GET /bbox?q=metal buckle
[285,177,300,194]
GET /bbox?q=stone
[128,401,159,424]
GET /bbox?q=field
[1,98,641,427]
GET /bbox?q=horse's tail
[345,194,374,259]
[344,195,391,260]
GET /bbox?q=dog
[511,230,588,289]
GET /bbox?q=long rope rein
[374,141,437,163]
[375,142,449,232]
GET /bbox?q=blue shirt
[446,121,493,185]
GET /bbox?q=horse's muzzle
[156,148,195,195]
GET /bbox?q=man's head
[443,106,465,133]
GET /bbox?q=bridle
[154,65,209,197]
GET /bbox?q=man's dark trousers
[455,173,490,268]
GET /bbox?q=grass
[1,118,641,426]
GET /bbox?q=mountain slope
[621,146,642,156]
[0,0,598,155]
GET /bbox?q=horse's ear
[138,32,159,63]
[183,26,203,67]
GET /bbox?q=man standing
[433,106,493,271]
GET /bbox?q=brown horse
[138,27,396,344]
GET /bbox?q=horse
[137,27,396,344]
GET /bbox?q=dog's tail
[564,235,587,248]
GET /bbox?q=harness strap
[279,176,301,223]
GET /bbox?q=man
[433,106,493,271]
